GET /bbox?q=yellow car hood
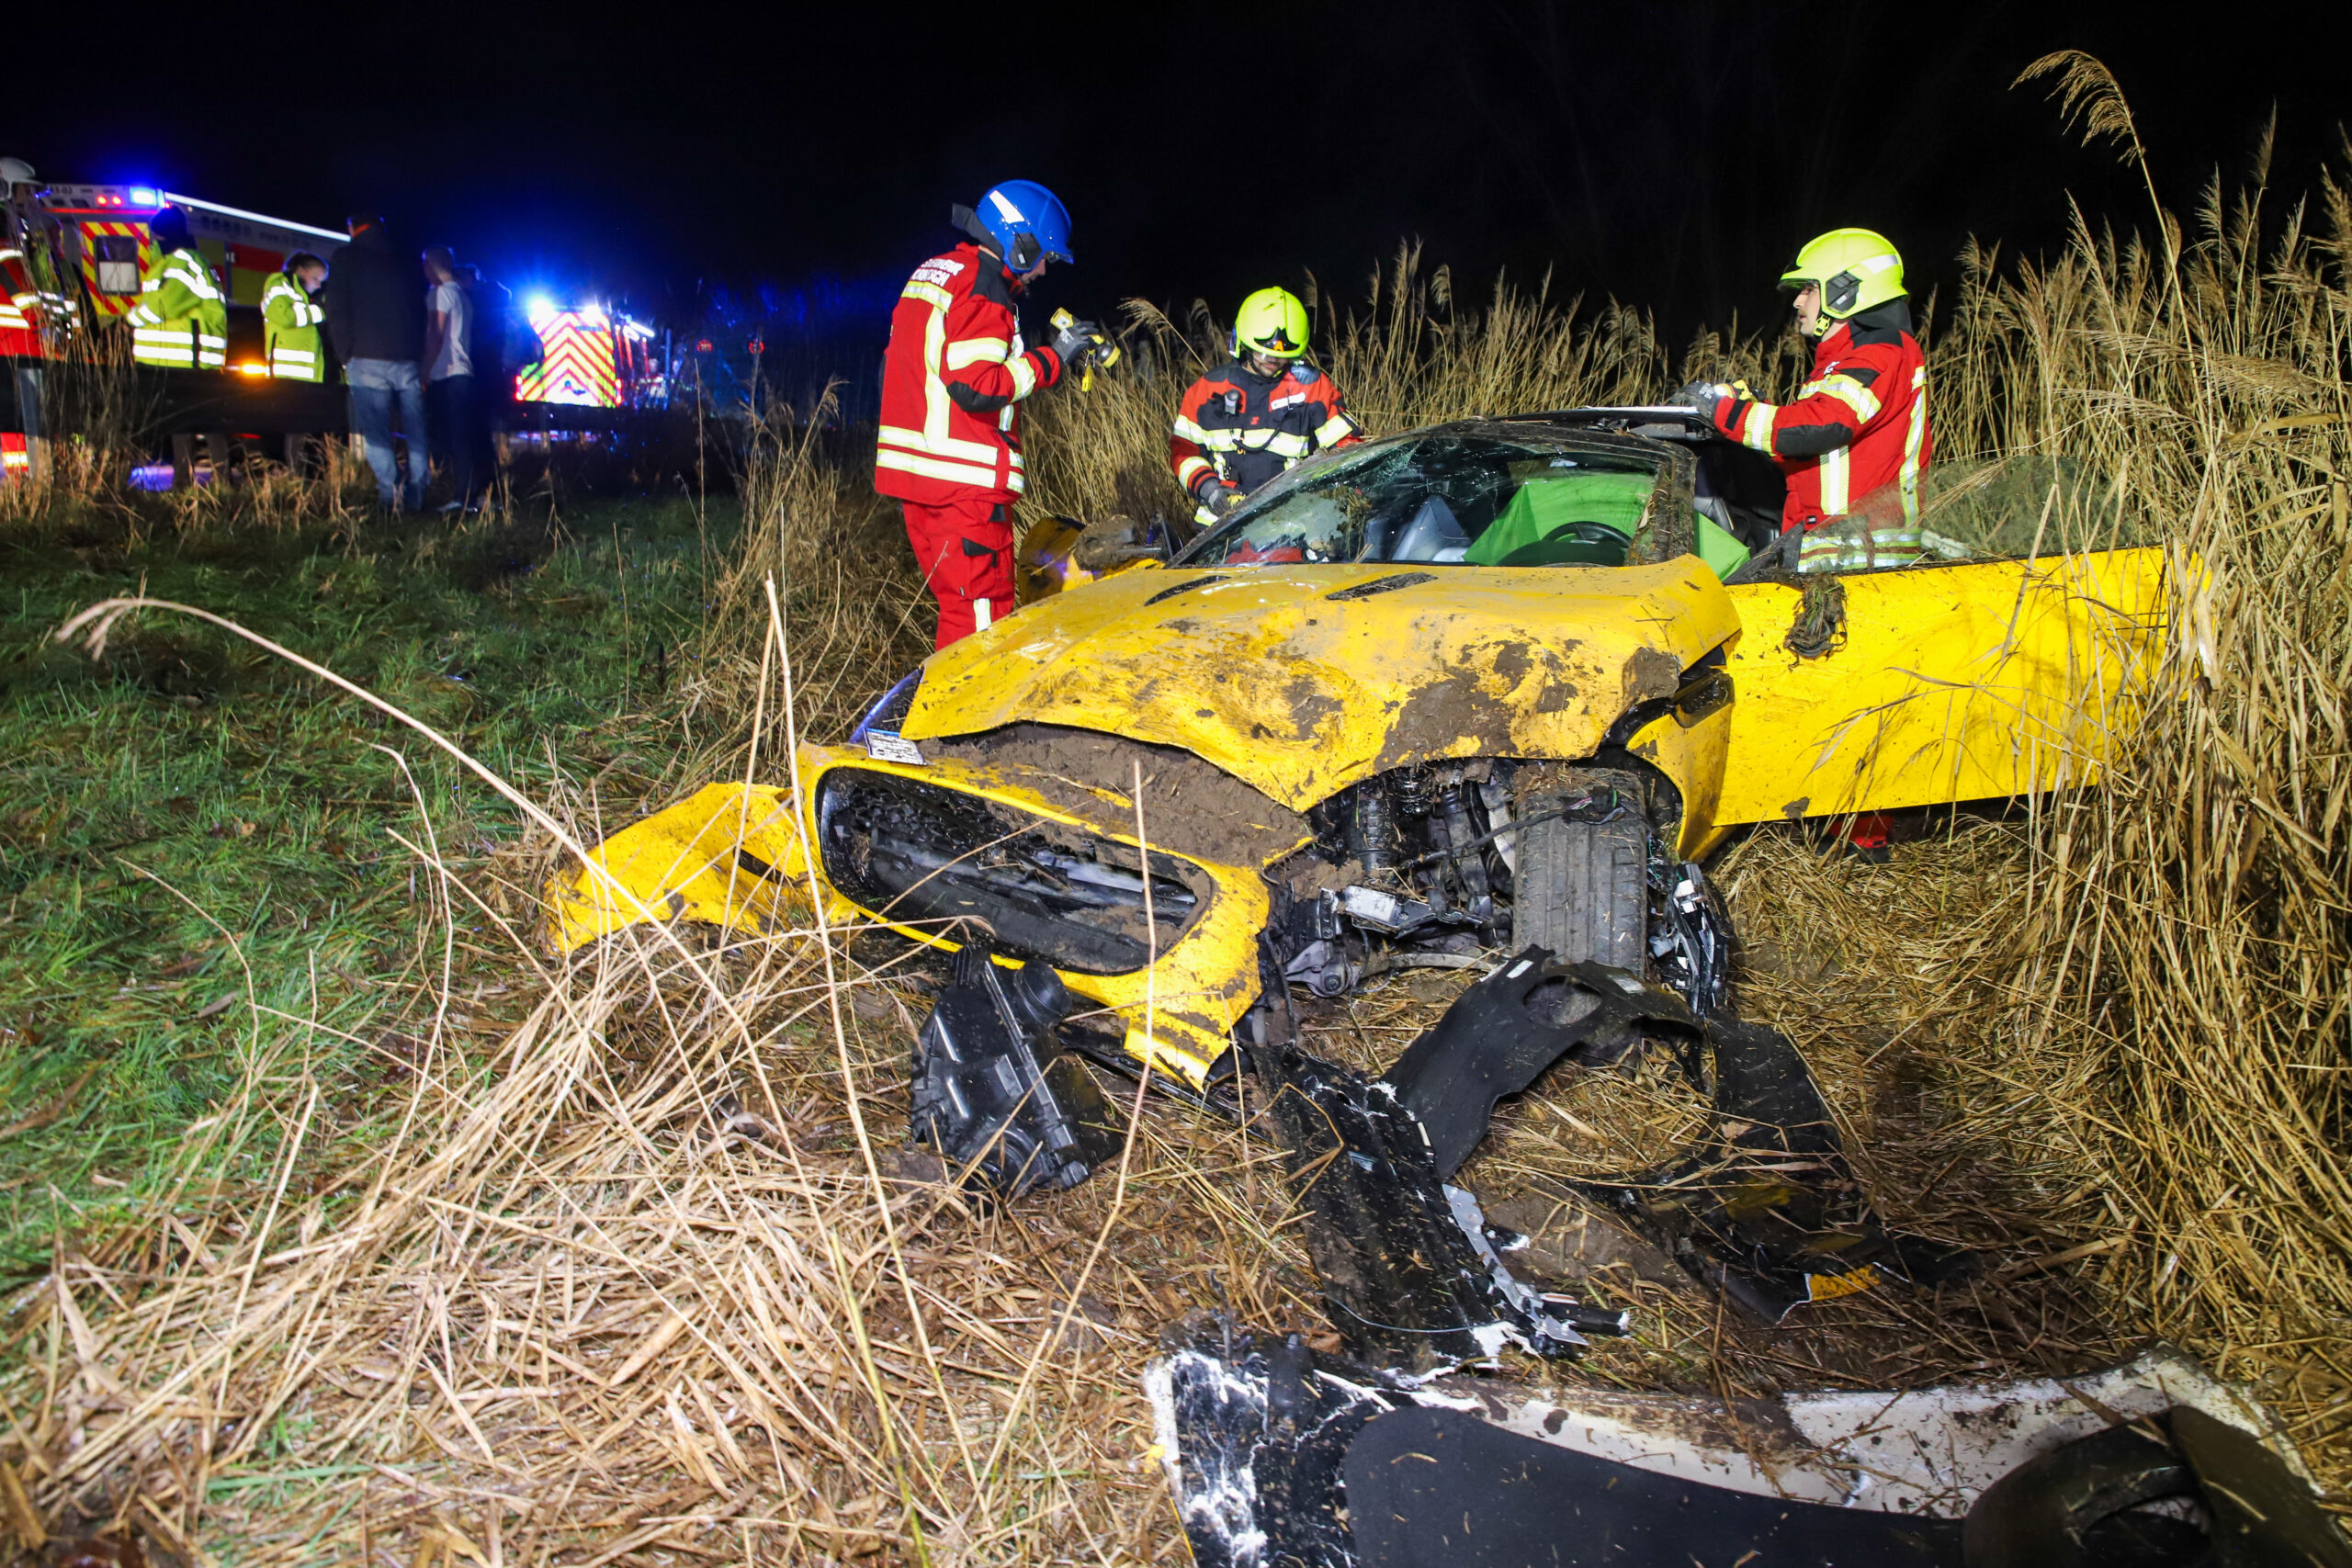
[901,558,1741,810]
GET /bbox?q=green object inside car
[1466,468,1654,566]
[1695,513,1751,579]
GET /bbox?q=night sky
[20,2,2346,354]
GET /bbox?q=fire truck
[3,172,669,478]
[514,295,665,411]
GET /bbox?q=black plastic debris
[1378,948,1968,1320]
[1382,948,1704,1180]
[1148,1336,2339,1568]
[1965,1404,2352,1568]
[1347,1404,1961,1566]
[1560,1008,1972,1319]
[1153,1334,1377,1568]
[908,943,1118,1196]
[1257,1034,1627,1373]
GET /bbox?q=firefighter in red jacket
[1681,229,1931,572]
[2,157,62,481]
[0,158,51,359]
[876,180,1107,648]
[1170,287,1361,524]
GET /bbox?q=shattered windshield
[1175,431,1662,569]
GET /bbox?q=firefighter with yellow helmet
[1170,286,1362,525]
[1680,228,1931,571]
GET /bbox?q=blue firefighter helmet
[956,180,1073,271]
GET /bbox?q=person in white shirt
[422,244,481,513]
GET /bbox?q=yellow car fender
[549,749,1267,1089]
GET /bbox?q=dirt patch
[1284,672,1344,739]
[1621,645,1683,705]
[925,722,1309,867]
[1373,636,1590,771]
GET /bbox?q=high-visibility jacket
[1708,300,1930,566]
[874,242,1066,505]
[125,245,227,369]
[1170,359,1361,523]
[261,270,325,380]
[0,243,42,357]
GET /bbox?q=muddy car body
[553,409,2168,1085]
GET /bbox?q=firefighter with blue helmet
[876,179,1110,647]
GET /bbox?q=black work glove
[1050,317,1104,369]
[1675,380,1730,422]
[1199,479,1247,516]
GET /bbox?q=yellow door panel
[1715,548,2168,825]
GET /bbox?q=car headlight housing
[815,768,1205,975]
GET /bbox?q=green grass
[0,495,736,1273]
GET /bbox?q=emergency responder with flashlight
[875,180,1112,649]
[1679,228,1930,572]
[1170,286,1361,524]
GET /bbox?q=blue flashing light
[129,186,157,207]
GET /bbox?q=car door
[1711,547,2173,826]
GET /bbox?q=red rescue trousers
[901,495,1014,649]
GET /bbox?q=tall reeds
[1931,59,2352,1474]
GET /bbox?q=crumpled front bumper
[547,743,1270,1087]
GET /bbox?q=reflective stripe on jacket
[261,270,326,381]
[874,243,1065,505]
[1170,359,1361,521]
[124,245,227,369]
[1710,299,1931,553]
[0,244,42,356]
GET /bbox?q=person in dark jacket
[322,214,427,511]
[458,264,513,504]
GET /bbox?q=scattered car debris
[1381,948,1972,1320]
[1147,1335,2342,1568]
[908,944,1117,1197]
[1255,1028,1628,1374]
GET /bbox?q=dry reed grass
[4,57,2347,1561]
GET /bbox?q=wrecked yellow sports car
[553,407,2166,1089]
[550,403,2170,1381]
